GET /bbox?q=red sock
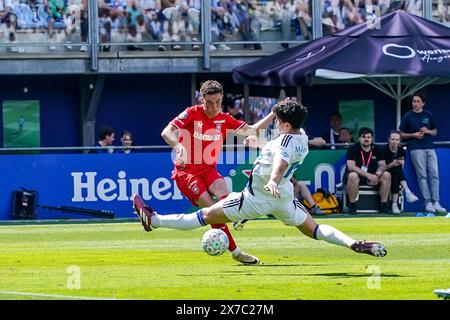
[211,224,237,252]
[211,194,237,252]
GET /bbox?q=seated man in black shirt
[382,130,418,214]
[343,127,391,214]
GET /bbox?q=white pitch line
[0,290,121,300]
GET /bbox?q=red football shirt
[170,105,245,173]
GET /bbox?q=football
[201,229,229,256]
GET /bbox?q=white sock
[231,248,241,257]
[153,210,205,230]
[404,187,411,194]
[314,224,355,248]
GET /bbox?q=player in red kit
[160,80,275,265]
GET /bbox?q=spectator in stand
[338,127,354,147]
[294,0,312,41]
[79,0,88,51]
[322,0,339,35]
[225,98,244,121]
[160,0,182,51]
[120,130,134,154]
[46,0,73,51]
[98,0,128,52]
[399,93,446,213]
[0,0,22,53]
[405,0,422,16]
[267,0,293,48]
[343,127,391,214]
[381,130,419,214]
[235,0,262,50]
[92,125,115,154]
[181,0,201,51]
[321,111,342,149]
[291,177,325,215]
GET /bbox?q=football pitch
[0,217,449,300]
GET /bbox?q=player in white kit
[133,98,387,258]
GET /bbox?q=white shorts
[222,188,308,227]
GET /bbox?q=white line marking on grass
[0,290,121,300]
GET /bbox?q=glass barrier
[0,0,443,54]
[0,0,88,53]
[431,0,450,25]
[211,0,312,51]
[321,0,423,36]
[99,0,202,52]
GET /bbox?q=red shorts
[172,166,224,206]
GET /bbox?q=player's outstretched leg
[133,194,155,231]
[349,240,387,257]
[296,211,387,257]
[211,223,259,265]
[133,194,260,265]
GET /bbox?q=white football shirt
[248,129,309,201]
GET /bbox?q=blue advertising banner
[0,153,188,220]
[0,149,448,220]
[403,149,450,213]
[0,152,247,220]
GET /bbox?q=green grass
[0,217,449,300]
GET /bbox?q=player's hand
[174,143,187,168]
[264,183,280,198]
[244,135,259,148]
[366,173,379,185]
[392,159,401,167]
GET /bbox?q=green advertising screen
[339,100,375,139]
[229,150,347,194]
[2,100,41,148]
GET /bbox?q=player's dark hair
[200,80,223,96]
[99,126,115,140]
[358,127,373,137]
[273,98,308,129]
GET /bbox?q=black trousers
[388,166,406,194]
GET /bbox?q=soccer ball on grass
[201,229,229,256]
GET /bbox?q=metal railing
[0,0,445,72]
[1,141,450,154]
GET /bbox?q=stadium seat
[340,184,404,214]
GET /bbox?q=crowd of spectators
[1,0,449,52]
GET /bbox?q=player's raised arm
[161,124,186,166]
[235,111,275,136]
[161,123,180,148]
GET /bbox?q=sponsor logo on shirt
[193,131,221,141]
